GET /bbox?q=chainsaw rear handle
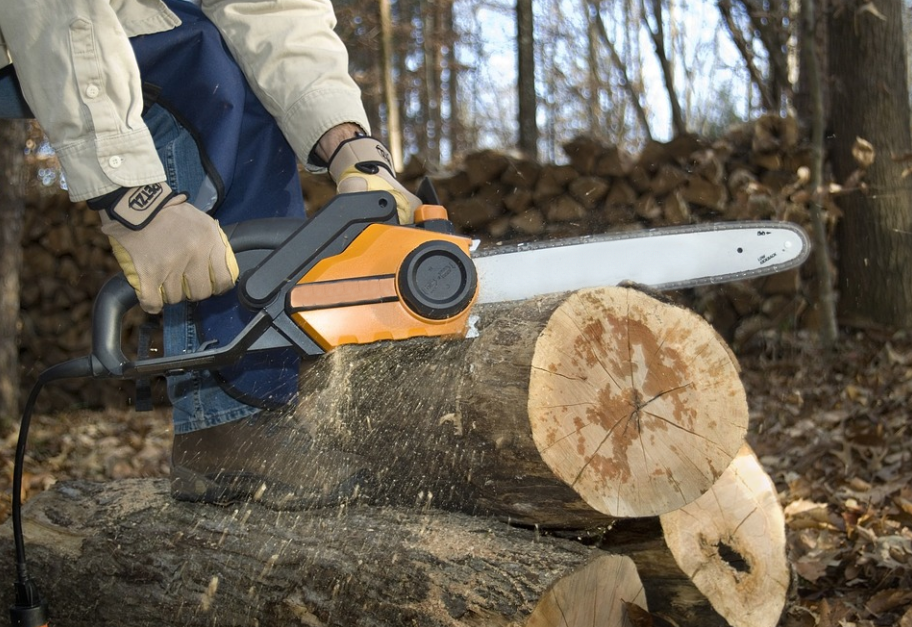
[90,217,305,377]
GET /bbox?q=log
[0,479,604,626]
[660,444,790,627]
[1,479,742,627]
[294,286,749,526]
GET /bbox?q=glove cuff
[328,136,396,183]
[88,182,184,231]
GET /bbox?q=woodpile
[19,192,152,411]
[2,285,791,626]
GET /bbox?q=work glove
[89,182,239,315]
[328,136,422,224]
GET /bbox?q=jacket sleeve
[200,0,370,168]
[0,0,170,201]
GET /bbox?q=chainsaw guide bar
[473,220,811,304]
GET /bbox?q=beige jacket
[0,0,368,201]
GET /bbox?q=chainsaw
[83,184,808,379]
[8,182,810,626]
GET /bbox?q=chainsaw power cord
[10,357,94,627]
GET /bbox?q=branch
[639,0,687,135]
[716,0,775,110]
[589,0,654,140]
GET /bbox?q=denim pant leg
[144,104,261,435]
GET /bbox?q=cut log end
[528,286,748,518]
[660,444,790,627]
[525,554,648,627]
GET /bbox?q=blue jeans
[134,0,307,434]
[145,104,264,434]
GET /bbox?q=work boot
[170,411,372,509]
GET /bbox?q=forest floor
[1,329,910,626]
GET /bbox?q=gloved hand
[89,182,239,314]
[328,136,422,224]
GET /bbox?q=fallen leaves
[0,408,171,524]
[743,329,912,626]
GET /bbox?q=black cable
[10,356,93,627]
[11,377,44,581]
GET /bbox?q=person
[0,0,420,509]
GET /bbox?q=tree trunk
[443,2,464,159]
[0,475,772,627]
[517,0,539,159]
[0,119,28,429]
[378,0,403,169]
[828,0,912,329]
[294,286,748,527]
[421,0,441,165]
[801,0,839,349]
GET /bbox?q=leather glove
[89,182,239,314]
[328,136,422,224]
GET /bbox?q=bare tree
[801,0,838,348]
[716,0,776,110]
[640,0,687,135]
[589,0,653,141]
[0,119,28,430]
[828,0,912,329]
[517,0,539,159]
[379,0,404,168]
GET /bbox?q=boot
[170,411,372,509]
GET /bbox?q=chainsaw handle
[91,273,140,376]
[90,217,305,377]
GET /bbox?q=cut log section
[294,286,749,526]
[525,554,647,627]
[529,287,748,518]
[660,443,790,627]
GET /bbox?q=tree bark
[294,286,748,527]
[0,119,28,429]
[0,477,758,627]
[828,0,912,329]
[801,0,839,348]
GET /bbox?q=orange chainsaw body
[286,205,478,351]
